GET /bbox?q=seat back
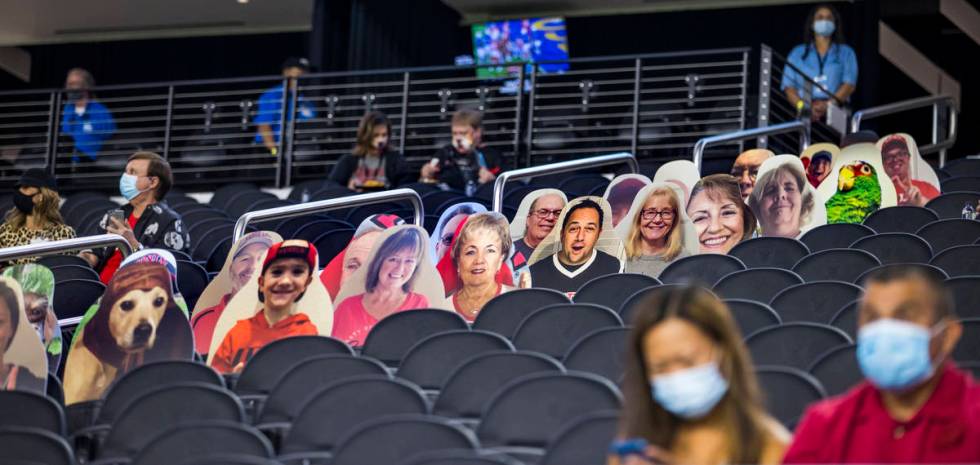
[474,289,571,338]
[563,327,631,383]
[855,263,948,287]
[947,276,980,319]
[98,360,224,426]
[729,237,809,269]
[862,206,939,234]
[433,351,564,418]
[808,344,861,397]
[930,245,980,278]
[940,176,980,193]
[712,268,803,303]
[539,411,619,465]
[330,415,478,465]
[397,330,514,390]
[925,191,980,219]
[769,281,864,324]
[133,421,273,465]
[755,366,826,428]
[176,260,209,310]
[52,279,104,319]
[573,273,660,311]
[657,254,746,286]
[953,318,980,363]
[0,427,74,465]
[235,336,353,395]
[791,249,880,283]
[0,391,64,436]
[829,300,860,340]
[800,223,875,252]
[512,304,623,359]
[722,299,781,337]
[745,323,852,370]
[850,233,933,265]
[618,284,682,323]
[362,310,470,366]
[916,219,980,255]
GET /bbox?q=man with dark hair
[255,57,316,156]
[880,135,939,207]
[83,152,190,283]
[785,265,979,463]
[527,199,622,296]
[60,67,116,162]
[420,108,502,195]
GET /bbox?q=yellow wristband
[270,147,278,156]
[795,100,805,111]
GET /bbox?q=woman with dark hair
[0,169,75,264]
[781,3,857,122]
[611,286,788,465]
[328,111,410,191]
[686,174,757,254]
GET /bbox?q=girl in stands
[686,174,757,254]
[0,169,75,263]
[611,286,788,465]
[328,111,410,191]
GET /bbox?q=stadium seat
[940,176,980,193]
[226,191,278,219]
[273,215,328,240]
[573,273,660,311]
[862,206,939,234]
[855,263,948,287]
[235,336,353,397]
[729,237,810,269]
[176,455,285,465]
[52,279,105,319]
[808,344,861,397]
[50,264,100,282]
[953,318,980,363]
[422,191,467,215]
[618,284,683,323]
[947,276,980,319]
[930,245,980,278]
[328,415,478,465]
[188,218,235,242]
[792,248,881,283]
[657,254,746,286]
[769,281,863,324]
[925,191,980,219]
[362,309,470,366]
[850,233,933,265]
[745,323,852,370]
[176,260,209,310]
[193,224,236,262]
[829,300,860,340]
[397,330,514,391]
[401,449,523,465]
[538,411,619,465]
[915,219,980,255]
[313,229,356,264]
[0,427,75,465]
[943,158,980,177]
[474,289,570,339]
[722,299,781,337]
[559,175,609,197]
[800,223,875,252]
[210,183,259,211]
[712,268,803,303]
[0,391,65,436]
[37,254,92,269]
[563,327,631,383]
[512,303,622,359]
[755,366,826,428]
[133,421,274,465]
[293,219,354,242]
[47,373,64,406]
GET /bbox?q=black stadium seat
[50,264,100,282]
[855,263,948,287]
[830,300,860,340]
[512,303,622,359]
[474,289,570,338]
[808,344,862,397]
[618,284,684,323]
[729,237,810,269]
[930,245,980,278]
[397,330,514,391]
[0,391,65,436]
[538,411,619,465]
[850,232,933,265]
[723,299,781,337]
[0,427,75,465]
[712,268,803,303]
[573,273,660,311]
[37,254,92,269]
[792,248,880,283]
[362,309,469,366]
[915,219,980,255]
[940,176,980,193]
[769,281,863,324]
[924,191,980,219]
[745,323,852,370]
[862,206,939,234]
[328,415,478,465]
[313,229,356,265]
[658,254,746,286]
[943,158,980,177]
[210,183,259,211]
[755,366,826,428]
[563,327,630,383]
[402,449,522,465]
[800,223,875,252]
[176,260,209,310]
[52,279,104,319]
[947,277,980,319]
[133,421,274,465]
[234,336,353,397]
[953,318,980,363]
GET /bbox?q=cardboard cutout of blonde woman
[527,196,625,297]
[1,264,61,374]
[747,155,827,238]
[430,202,487,265]
[653,160,701,205]
[615,183,699,278]
[603,174,651,227]
[878,133,941,207]
[509,189,567,284]
[64,262,192,404]
[207,240,332,374]
[191,231,281,356]
[0,277,47,394]
[800,143,840,188]
[818,143,898,224]
[332,225,450,347]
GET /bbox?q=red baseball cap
[261,239,317,274]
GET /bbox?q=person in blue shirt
[781,4,858,122]
[60,68,116,162]
[254,57,316,156]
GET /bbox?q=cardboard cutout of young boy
[747,155,828,238]
[64,262,191,404]
[192,231,281,356]
[320,215,406,300]
[817,143,898,224]
[1,264,61,374]
[615,183,699,278]
[332,225,450,346]
[603,174,651,227]
[878,133,941,207]
[509,189,567,284]
[800,143,840,188]
[430,202,487,265]
[0,277,47,394]
[207,240,333,374]
[653,160,701,205]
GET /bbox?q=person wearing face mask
[0,169,75,264]
[686,175,756,255]
[59,68,116,163]
[328,111,410,191]
[255,57,316,156]
[782,4,858,122]
[784,266,979,463]
[419,108,502,195]
[610,286,788,465]
[82,152,189,284]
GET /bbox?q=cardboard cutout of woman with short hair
[320,214,406,299]
[0,277,47,394]
[442,212,516,321]
[615,183,699,278]
[604,174,651,227]
[686,174,757,254]
[748,155,827,238]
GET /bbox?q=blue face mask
[857,319,942,391]
[119,173,146,201]
[651,361,729,419]
[813,19,836,37]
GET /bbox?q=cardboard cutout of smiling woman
[653,160,701,205]
[817,143,898,224]
[332,225,450,347]
[191,231,281,356]
[603,174,651,227]
[2,264,61,374]
[877,133,941,207]
[509,189,568,284]
[64,262,191,404]
[615,183,699,278]
[430,202,487,265]
[527,196,625,297]
[207,240,333,374]
[686,174,758,255]
[800,143,841,188]
[320,214,406,300]
[439,212,516,322]
[747,155,827,238]
[0,277,47,394]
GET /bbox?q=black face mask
[65,91,84,102]
[13,190,35,214]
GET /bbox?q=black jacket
[327,152,411,190]
[93,202,190,269]
[431,145,503,192]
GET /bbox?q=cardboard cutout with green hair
[2,264,62,373]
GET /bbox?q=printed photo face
[231,243,268,293]
[0,276,48,393]
[342,231,380,285]
[458,227,504,288]
[108,286,169,352]
[638,193,675,243]
[0,297,13,357]
[194,231,281,315]
[759,168,803,236]
[881,138,911,180]
[378,246,420,291]
[749,155,826,238]
[259,258,313,312]
[687,188,744,254]
[561,206,602,265]
[526,194,565,243]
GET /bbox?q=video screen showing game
[472,17,569,79]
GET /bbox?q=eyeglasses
[531,209,562,219]
[640,209,675,221]
[440,234,454,246]
[730,168,759,180]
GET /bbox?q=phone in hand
[108,209,126,229]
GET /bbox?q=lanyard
[813,43,832,76]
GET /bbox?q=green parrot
[825,161,882,224]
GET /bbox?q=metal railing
[491,152,639,212]
[232,188,423,242]
[0,233,132,262]
[692,121,807,173]
[850,95,958,167]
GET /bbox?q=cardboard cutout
[615,183,699,277]
[653,160,701,205]
[877,133,941,206]
[321,215,405,299]
[332,225,450,346]
[817,143,898,224]
[64,263,192,404]
[748,155,827,238]
[800,143,840,188]
[603,174,652,227]
[1,264,61,374]
[0,277,47,393]
[192,231,281,356]
[437,213,516,321]
[508,189,567,283]
[686,174,757,255]
[207,240,334,371]
[430,202,487,265]
[437,213,514,298]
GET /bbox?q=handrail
[491,152,639,212]
[692,121,808,173]
[232,188,424,242]
[0,233,132,263]
[850,95,957,166]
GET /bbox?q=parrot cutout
[825,161,882,224]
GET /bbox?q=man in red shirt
[784,265,979,463]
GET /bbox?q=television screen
[472,17,569,79]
